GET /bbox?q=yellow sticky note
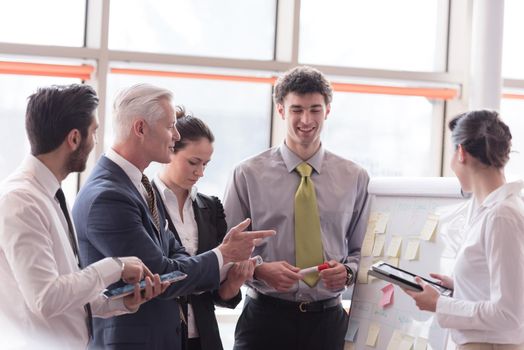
[404,240,420,261]
[358,264,369,284]
[368,212,380,224]
[374,213,390,234]
[365,322,380,347]
[372,234,386,257]
[415,337,428,350]
[366,219,376,235]
[399,335,415,350]
[386,236,402,257]
[386,330,404,350]
[386,257,399,267]
[420,214,439,241]
[361,233,375,257]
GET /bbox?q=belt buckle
[299,301,310,313]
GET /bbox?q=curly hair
[273,66,333,105]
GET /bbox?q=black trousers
[233,295,349,350]
[187,338,201,350]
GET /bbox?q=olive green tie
[294,162,324,287]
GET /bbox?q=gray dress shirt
[223,143,370,302]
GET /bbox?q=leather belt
[247,289,341,313]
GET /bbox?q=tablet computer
[103,270,187,300]
[368,261,452,296]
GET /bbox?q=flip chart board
[346,177,469,350]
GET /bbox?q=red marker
[299,262,330,275]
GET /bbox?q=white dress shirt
[0,155,129,349]
[154,176,201,338]
[106,148,147,201]
[436,181,524,344]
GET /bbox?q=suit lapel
[99,156,162,246]
[152,182,183,246]
[194,194,214,254]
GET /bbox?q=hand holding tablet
[368,261,453,297]
[104,270,187,300]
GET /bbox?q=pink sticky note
[380,283,394,308]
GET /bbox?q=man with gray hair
[73,83,275,350]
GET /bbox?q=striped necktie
[141,174,160,231]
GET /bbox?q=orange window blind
[0,61,94,80]
[111,67,459,100]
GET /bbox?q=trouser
[187,337,202,350]
[458,343,524,350]
[233,293,348,350]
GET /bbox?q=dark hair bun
[449,110,512,168]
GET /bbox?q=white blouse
[153,175,201,338]
[436,181,524,344]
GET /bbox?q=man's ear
[66,129,81,151]
[277,103,285,120]
[325,103,331,120]
[133,119,146,137]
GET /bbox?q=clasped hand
[254,260,347,292]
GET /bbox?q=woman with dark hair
[405,110,524,349]
[153,107,254,350]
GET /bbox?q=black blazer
[153,184,242,350]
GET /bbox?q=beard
[66,139,90,173]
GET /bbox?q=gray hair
[112,83,174,143]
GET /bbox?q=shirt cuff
[436,295,474,317]
[212,247,224,269]
[109,297,136,315]
[220,262,233,282]
[91,257,122,287]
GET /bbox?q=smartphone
[103,270,187,300]
[368,261,453,296]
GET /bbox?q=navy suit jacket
[153,185,241,350]
[72,156,219,350]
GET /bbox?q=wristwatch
[344,265,354,286]
[112,257,125,272]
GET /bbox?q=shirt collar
[24,154,61,199]
[105,148,143,191]
[279,142,325,174]
[153,173,197,202]
[479,180,524,209]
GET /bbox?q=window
[109,0,277,60]
[501,0,524,179]
[502,0,524,79]
[106,67,272,197]
[0,0,86,47]
[500,96,524,180]
[323,92,443,176]
[0,73,82,201]
[299,0,448,72]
